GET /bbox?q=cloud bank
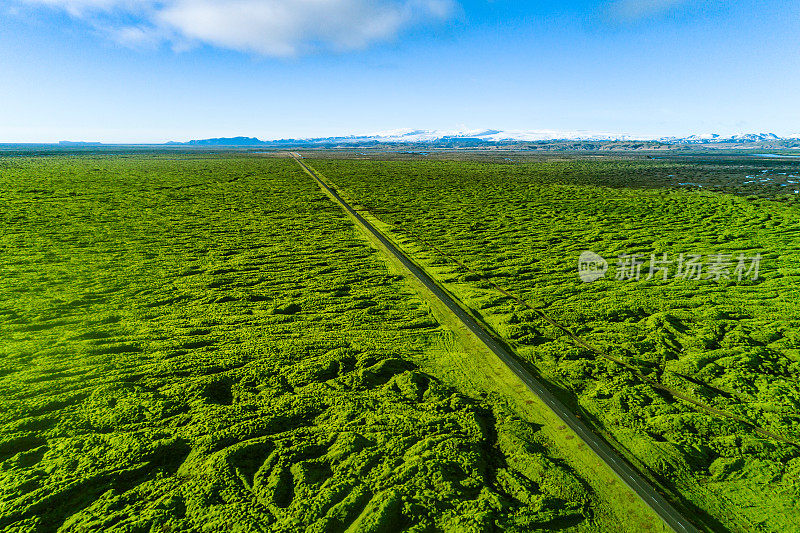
[20,0,456,56]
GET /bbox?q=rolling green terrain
[0,155,635,532]
[308,156,800,532]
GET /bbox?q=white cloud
[19,0,456,56]
[113,24,164,49]
[607,0,688,21]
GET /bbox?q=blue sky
[1,0,798,142]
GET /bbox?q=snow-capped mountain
[661,132,784,144]
[174,130,798,146]
[290,129,791,144]
[348,128,639,143]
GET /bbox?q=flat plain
[2,150,799,532]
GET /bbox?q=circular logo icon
[578,251,608,283]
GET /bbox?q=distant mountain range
[167,130,799,148]
[663,133,784,144]
[43,130,799,149]
[168,136,267,146]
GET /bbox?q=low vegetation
[1,155,624,531]
[309,156,800,532]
